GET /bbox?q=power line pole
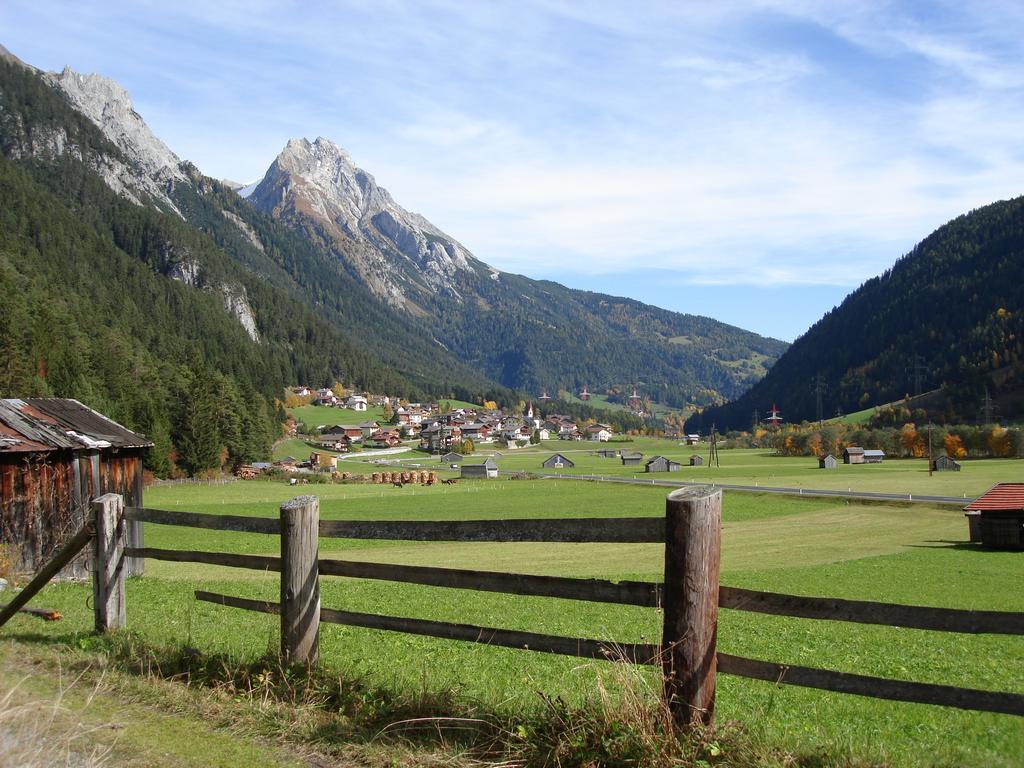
[708,424,720,468]
[907,355,929,398]
[979,386,996,424]
[810,374,826,428]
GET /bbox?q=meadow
[8,475,1023,766]
[365,439,1014,498]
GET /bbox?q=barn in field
[542,453,575,469]
[963,483,1024,550]
[843,447,865,464]
[689,455,704,466]
[620,451,643,466]
[863,449,886,464]
[0,398,151,577]
[460,458,498,479]
[932,455,961,472]
[818,454,838,469]
[645,456,682,473]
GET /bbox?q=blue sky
[4,1,1024,341]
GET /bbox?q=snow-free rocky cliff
[37,65,261,342]
[248,137,484,310]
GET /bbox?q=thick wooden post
[662,486,721,730]
[92,493,126,632]
[280,495,320,666]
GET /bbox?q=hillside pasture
[7,478,1022,766]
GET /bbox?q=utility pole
[907,355,929,398]
[708,424,720,468]
[927,423,934,477]
[751,409,759,432]
[979,386,996,424]
[810,374,826,428]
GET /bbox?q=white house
[588,424,613,442]
[346,395,368,412]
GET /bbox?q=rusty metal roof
[0,398,152,453]
[964,483,1024,512]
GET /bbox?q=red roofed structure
[963,483,1024,550]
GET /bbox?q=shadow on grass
[907,540,995,552]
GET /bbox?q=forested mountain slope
[688,197,1024,431]
[0,58,423,473]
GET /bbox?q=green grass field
[393,440,1015,498]
[7,476,1022,766]
[287,404,389,429]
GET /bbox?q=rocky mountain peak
[247,136,481,308]
[48,67,186,185]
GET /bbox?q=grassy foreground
[3,478,1022,766]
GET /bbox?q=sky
[3,1,1024,342]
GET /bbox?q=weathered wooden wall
[0,448,145,576]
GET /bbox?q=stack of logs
[367,471,438,485]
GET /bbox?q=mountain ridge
[687,195,1024,431]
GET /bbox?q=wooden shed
[645,456,682,473]
[818,454,838,469]
[620,451,643,466]
[932,455,961,472]
[596,449,618,459]
[0,398,151,577]
[863,450,886,464]
[460,458,498,479]
[963,483,1024,550]
[542,453,575,469]
[689,455,704,466]
[843,447,865,464]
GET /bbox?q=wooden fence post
[92,493,126,632]
[662,486,722,730]
[280,495,320,666]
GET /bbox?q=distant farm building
[620,451,643,466]
[0,398,152,576]
[460,458,498,479]
[863,450,885,464]
[689,455,704,466]
[932,455,961,472]
[645,456,682,473]
[597,449,618,459]
[818,454,838,469]
[686,434,700,445]
[542,453,575,469]
[441,452,463,463]
[843,447,865,464]
[963,483,1024,550]
[346,395,368,411]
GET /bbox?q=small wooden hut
[542,453,575,469]
[818,454,838,469]
[460,458,498,479]
[645,456,682,473]
[843,447,865,464]
[689,455,704,466]
[963,483,1024,550]
[932,455,961,472]
[0,398,151,576]
[620,451,643,466]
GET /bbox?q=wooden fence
[4,488,1022,730]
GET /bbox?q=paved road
[513,471,973,505]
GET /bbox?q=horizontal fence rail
[718,586,1024,635]
[125,507,665,542]
[126,544,1024,634]
[717,653,1024,717]
[195,590,660,665]
[126,546,661,606]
